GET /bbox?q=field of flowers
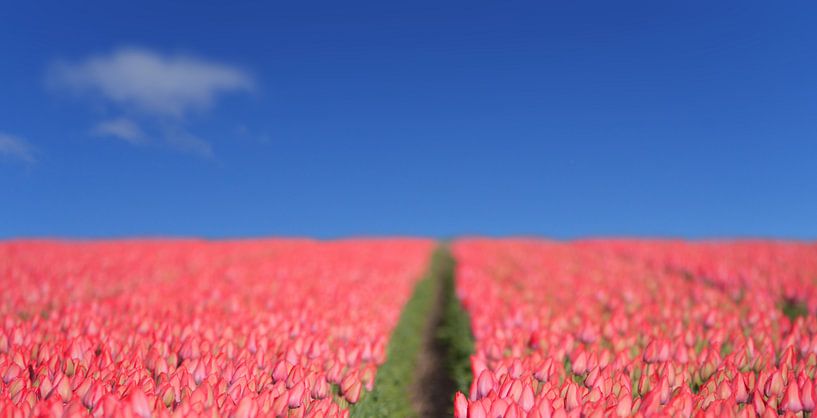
[3,238,816,417]
[0,239,433,417]
[452,239,817,417]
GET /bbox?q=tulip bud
[7,378,25,401]
[717,380,731,400]
[505,404,522,418]
[572,352,588,375]
[535,359,553,382]
[271,360,288,384]
[564,383,580,411]
[509,380,524,402]
[801,379,816,412]
[454,392,469,418]
[287,381,305,408]
[161,385,176,408]
[272,394,288,416]
[344,380,362,404]
[82,382,105,409]
[232,397,256,418]
[128,388,152,418]
[311,377,329,400]
[360,364,376,391]
[727,374,747,404]
[2,364,21,384]
[781,381,803,412]
[476,370,496,400]
[765,371,784,398]
[54,375,72,403]
[468,400,488,418]
[752,389,766,415]
[615,393,632,417]
[520,384,535,412]
[490,398,508,418]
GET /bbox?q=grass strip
[435,245,476,396]
[350,245,476,417]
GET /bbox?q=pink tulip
[476,370,496,400]
[519,384,535,412]
[454,392,469,418]
[781,381,804,412]
[232,397,257,418]
[801,379,816,412]
[734,373,750,403]
[0,240,434,417]
[490,398,508,418]
[287,381,305,408]
[343,380,362,404]
[468,400,488,418]
[451,240,817,418]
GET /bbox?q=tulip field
[2,239,817,417]
[452,240,817,417]
[0,240,434,417]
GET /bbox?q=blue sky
[1,1,816,239]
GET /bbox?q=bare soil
[410,270,457,418]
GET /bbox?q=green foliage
[436,247,476,395]
[779,298,809,321]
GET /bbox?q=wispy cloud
[0,133,35,163]
[162,126,213,159]
[50,47,253,118]
[92,118,145,144]
[48,47,255,157]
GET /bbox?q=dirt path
[410,251,459,418]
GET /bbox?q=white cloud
[48,47,256,158]
[50,47,253,117]
[92,118,145,144]
[162,126,213,159]
[0,133,35,163]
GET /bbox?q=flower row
[452,239,817,417]
[0,239,433,417]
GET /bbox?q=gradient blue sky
[1,1,815,239]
